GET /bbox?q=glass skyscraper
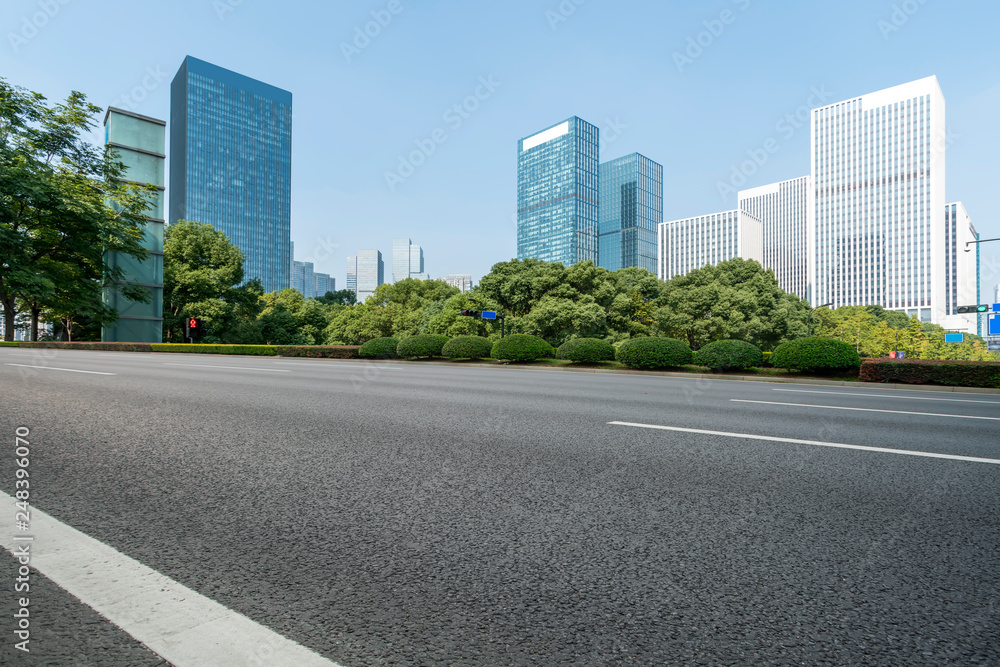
[517,117,599,266]
[598,153,662,273]
[353,249,383,302]
[169,56,292,293]
[392,238,429,281]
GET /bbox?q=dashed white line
[4,363,116,376]
[0,492,341,667]
[771,388,1000,405]
[163,363,290,373]
[731,399,1000,421]
[608,422,1000,465]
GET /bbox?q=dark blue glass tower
[598,153,663,273]
[169,56,292,292]
[517,117,599,266]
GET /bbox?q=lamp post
[807,303,834,337]
[964,237,1000,252]
[468,297,506,338]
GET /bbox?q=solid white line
[163,363,290,373]
[772,388,1000,405]
[731,399,1000,421]
[4,363,116,376]
[607,422,1000,465]
[0,492,341,667]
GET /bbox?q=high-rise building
[169,56,292,293]
[346,256,357,297]
[658,210,763,280]
[443,274,473,292]
[598,153,663,274]
[810,76,946,323]
[737,176,813,300]
[355,249,384,302]
[517,117,599,266]
[940,202,980,333]
[102,107,166,343]
[292,260,315,297]
[392,238,428,281]
[314,273,335,297]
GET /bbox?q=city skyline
[4,1,998,294]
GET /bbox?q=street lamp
[964,237,1000,252]
[807,302,834,337]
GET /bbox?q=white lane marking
[0,492,341,667]
[4,363,116,376]
[163,363,290,373]
[607,422,1000,465]
[772,388,1000,405]
[731,399,1000,421]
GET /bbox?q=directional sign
[944,333,964,343]
[481,311,497,320]
[990,315,1000,336]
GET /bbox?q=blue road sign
[481,311,497,320]
[990,315,1000,336]
[944,333,964,343]
[994,303,1000,313]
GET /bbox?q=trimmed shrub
[616,337,693,369]
[694,339,764,371]
[0,341,20,347]
[151,344,276,355]
[491,334,555,362]
[861,358,1000,388]
[358,337,399,359]
[17,341,154,352]
[274,345,360,359]
[770,337,861,373]
[442,335,494,359]
[557,337,616,363]
[397,334,449,358]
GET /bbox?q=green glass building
[598,153,662,274]
[101,108,165,343]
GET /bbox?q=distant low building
[442,274,473,292]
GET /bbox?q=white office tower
[940,202,980,332]
[346,256,357,297]
[737,176,813,301]
[393,238,428,282]
[658,210,763,280]
[355,249,384,302]
[443,274,473,292]
[811,76,946,323]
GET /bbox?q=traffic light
[957,305,990,314]
[460,310,481,317]
[185,317,202,342]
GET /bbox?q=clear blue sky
[3,0,999,298]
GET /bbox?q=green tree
[162,220,245,342]
[315,289,356,306]
[1,79,157,340]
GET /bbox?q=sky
[3,0,1000,300]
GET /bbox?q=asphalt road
[1,348,999,666]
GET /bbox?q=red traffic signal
[460,310,481,317]
[188,317,199,329]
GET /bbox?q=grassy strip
[0,342,20,347]
[274,345,361,359]
[150,344,277,356]
[14,341,153,351]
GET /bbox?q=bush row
[860,358,1000,388]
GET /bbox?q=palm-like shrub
[441,335,494,359]
[616,337,693,369]
[694,339,764,371]
[557,337,616,363]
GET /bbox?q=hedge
[770,337,860,373]
[274,345,360,359]
[491,334,555,362]
[442,335,494,359]
[358,337,399,359]
[396,334,449,358]
[0,341,20,347]
[616,337,693,369]
[557,338,616,363]
[860,358,1000,388]
[151,344,277,355]
[694,339,764,371]
[14,341,155,352]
